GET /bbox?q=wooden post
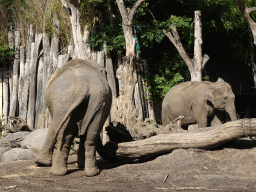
[27,33,42,129]
[18,45,25,120]
[9,31,20,117]
[35,57,44,129]
[42,33,50,129]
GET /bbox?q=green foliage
[145,55,190,101]
[0,33,14,68]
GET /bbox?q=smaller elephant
[162,78,237,128]
[35,59,112,176]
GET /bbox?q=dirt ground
[1,138,256,192]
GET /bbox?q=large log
[103,119,256,159]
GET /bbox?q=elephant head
[207,78,237,121]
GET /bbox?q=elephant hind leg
[82,109,108,177]
[51,120,77,176]
[35,121,56,166]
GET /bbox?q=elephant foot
[84,167,100,177]
[35,155,52,166]
[50,165,68,176]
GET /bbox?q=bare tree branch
[116,0,129,25]
[237,0,256,45]
[248,7,256,13]
[163,27,193,74]
[129,0,145,22]
[202,54,210,69]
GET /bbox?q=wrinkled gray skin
[162,78,237,128]
[35,59,112,176]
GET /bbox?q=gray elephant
[35,59,112,176]
[162,78,237,128]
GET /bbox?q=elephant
[162,78,237,128]
[35,59,112,176]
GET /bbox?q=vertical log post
[115,0,145,127]
[27,33,42,129]
[9,31,20,117]
[163,11,209,82]
[18,46,25,120]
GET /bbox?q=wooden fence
[1,25,116,133]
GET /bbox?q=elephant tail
[52,95,89,147]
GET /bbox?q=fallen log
[102,118,256,159]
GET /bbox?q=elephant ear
[206,89,215,105]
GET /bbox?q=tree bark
[27,33,43,129]
[9,31,20,117]
[163,11,209,82]
[106,57,117,99]
[61,0,88,60]
[19,25,34,122]
[2,66,9,128]
[237,0,256,45]
[18,46,25,120]
[35,57,44,129]
[114,0,145,126]
[103,118,256,159]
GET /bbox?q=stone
[0,132,31,147]
[0,147,8,162]
[20,128,48,154]
[1,148,36,162]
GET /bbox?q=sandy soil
[1,138,256,192]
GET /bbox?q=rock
[20,128,48,154]
[0,147,8,161]
[0,132,31,147]
[1,148,36,162]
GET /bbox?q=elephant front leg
[51,130,75,176]
[193,105,208,128]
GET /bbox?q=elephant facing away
[35,59,112,176]
[162,78,237,128]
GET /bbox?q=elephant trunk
[226,102,237,121]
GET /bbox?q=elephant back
[47,59,104,88]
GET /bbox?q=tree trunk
[134,82,143,121]
[103,119,256,159]
[2,66,9,129]
[19,25,34,122]
[35,57,44,129]
[61,0,87,60]
[106,57,117,99]
[163,11,209,82]
[18,46,25,120]
[27,33,43,129]
[114,0,145,126]
[237,0,256,45]
[9,31,20,117]
[51,17,59,72]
